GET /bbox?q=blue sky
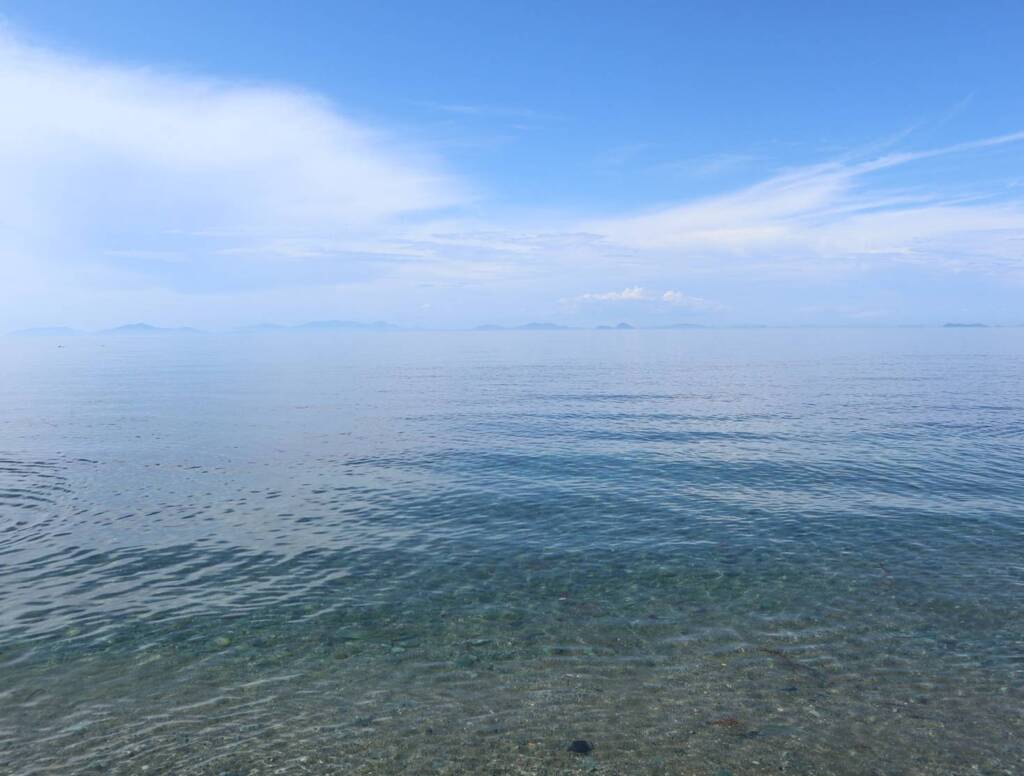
[2,1,1023,329]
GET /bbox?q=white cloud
[0,30,466,309]
[566,287,719,311]
[578,286,651,302]
[661,290,718,309]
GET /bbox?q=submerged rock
[568,739,593,754]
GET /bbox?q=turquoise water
[1,329,1022,775]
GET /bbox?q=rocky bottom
[3,602,1021,776]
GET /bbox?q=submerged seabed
[1,330,1022,774]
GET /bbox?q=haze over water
[1,328,1022,775]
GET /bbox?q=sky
[1,0,1023,330]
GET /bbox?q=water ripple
[1,330,1022,774]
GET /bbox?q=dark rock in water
[568,739,593,754]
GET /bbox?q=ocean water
[1,328,1022,775]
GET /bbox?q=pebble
[568,739,593,754]
[213,636,231,648]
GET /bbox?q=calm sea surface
[1,329,1022,775]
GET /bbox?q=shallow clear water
[1,329,1022,775]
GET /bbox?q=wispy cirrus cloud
[585,132,1024,274]
[391,131,1024,297]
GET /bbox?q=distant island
[943,323,988,328]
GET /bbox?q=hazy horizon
[7,319,1014,336]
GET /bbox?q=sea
[1,328,1022,775]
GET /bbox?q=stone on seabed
[568,739,593,754]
